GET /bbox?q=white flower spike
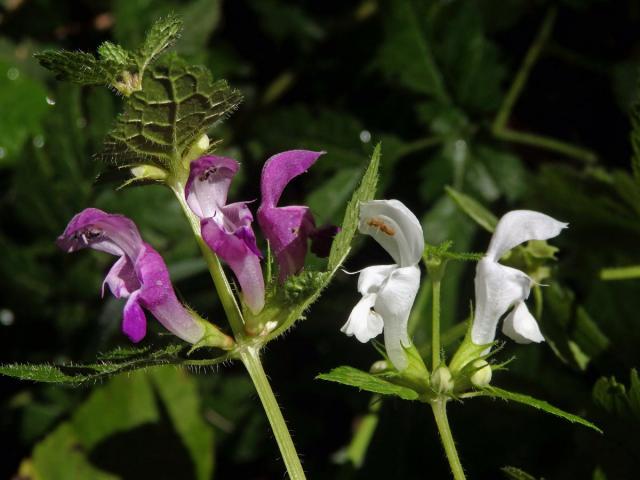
[471,210,568,346]
[341,200,424,370]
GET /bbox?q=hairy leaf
[317,366,419,401]
[98,55,242,170]
[501,466,539,480]
[483,386,602,433]
[35,50,120,86]
[137,14,183,69]
[0,344,228,385]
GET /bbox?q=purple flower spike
[58,208,231,347]
[257,150,337,281]
[186,157,265,314]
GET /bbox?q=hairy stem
[431,278,441,369]
[431,399,466,480]
[241,346,307,480]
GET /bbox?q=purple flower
[257,150,338,281]
[186,156,265,314]
[58,208,233,348]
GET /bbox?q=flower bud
[369,360,389,374]
[431,366,454,394]
[130,164,168,182]
[470,359,492,387]
[183,134,211,167]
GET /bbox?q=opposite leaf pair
[342,200,567,371]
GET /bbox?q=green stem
[241,346,307,480]
[431,279,441,369]
[171,182,246,338]
[491,7,597,164]
[431,399,466,480]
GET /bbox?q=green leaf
[501,466,539,480]
[137,14,183,69]
[328,143,380,271]
[445,186,497,232]
[99,55,242,171]
[98,41,132,65]
[593,369,640,421]
[316,366,419,401]
[377,0,449,102]
[0,344,228,385]
[71,371,159,449]
[483,386,602,433]
[27,423,118,480]
[35,50,121,86]
[151,367,215,480]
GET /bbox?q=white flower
[341,200,424,370]
[471,210,568,346]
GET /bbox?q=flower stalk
[431,399,466,480]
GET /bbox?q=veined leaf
[445,185,497,232]
[317,366,419,401]
[98,55,242,171]
[98,41,132,65]
[483,386,602,433]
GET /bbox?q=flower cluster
[341,200,566,372]
[58,150,336,345]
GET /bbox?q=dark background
[1,0,639,478]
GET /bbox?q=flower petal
[201,219,265,314]
[102,255,140,299]
[135,244,206,344]
[186,156,240,219]
[486,210,568,261]
[260,150,324,208]
[57,208,142,260]
[359,200,424,267]
[502,302,545,343]
[122,291,146,343]
[375,265,421,370]
[357,264,398,296]
[471,259,532,345]
[341,294,384,343]
[258,205,315,280]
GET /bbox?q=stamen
[199,166,219,182]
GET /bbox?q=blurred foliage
[1,0,640,478]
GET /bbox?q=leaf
[0,344,227,385]
[328,143,380,271]
[151,367,215,480]
[445,186,497,232]
[98,41,132,65]
[501,466,539,480]
[35,50,119,85]
[483,386,602,433]
[316,366,419,401]
[137,14,183,69]
[98,55,242,171]
[25,423,118,480]
[71,371,159,450]
[593,369,640,421]
[377,0,449,102]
